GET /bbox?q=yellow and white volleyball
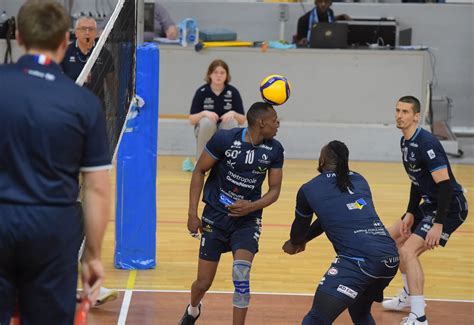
[259,74,291,106]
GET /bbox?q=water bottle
[178,18,199,47]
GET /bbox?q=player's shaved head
[246,102,275,127]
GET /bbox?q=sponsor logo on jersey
[427,149,436,159]
[337,285,358,299]
[226,159,236,169]
[219,193,235,206]
[224,90,233,98]
[231,140,242,148]
[328,267,338,276]
[346,198,367,210]
[409,142,418,148]
[252,166,268,174]
[408,163,421,173]
[259,144,273,150]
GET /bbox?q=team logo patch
[337,285,358,299]
[427,149,436,159]
[327,267,338,276]
[346,198,367,210]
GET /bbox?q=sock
[187,304,200,318]
[402,273,409,295]
[410,295,425,318]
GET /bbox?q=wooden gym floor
[89,156,474,324]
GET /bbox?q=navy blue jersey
[190,84,244,117]
[0,55,111,205]
[296,171,397,260]
[202,128,284,226]
[400,127,463,204]
[61,41,92,81]
[61,41,114,101]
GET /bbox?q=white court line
[111,288,474,303]
[118,270,137,325]
[117,290,133,325]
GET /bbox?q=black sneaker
[179,303,201,325]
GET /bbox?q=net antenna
[76,0,137,163]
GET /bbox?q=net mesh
[76,0,136,157]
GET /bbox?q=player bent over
[283,141,399,325]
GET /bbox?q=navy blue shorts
[411,194,468,247]
[199,216,262,262]
[0,203,83,325]
[317,255,399,305]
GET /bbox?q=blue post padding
[114,43,159,269]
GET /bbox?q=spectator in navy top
[189,59,246,163]
[0,2,110,324]
[283,140,398,325]
[180,102,284,325]
[295,0,350,47]
[382,96,468,325]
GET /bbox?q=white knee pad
[232,260,252,308]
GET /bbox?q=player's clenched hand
[425,223,442,250]
[187,214,202,235]
[80,258,104,304]
[400,212,414,238]
[282,240,305,255]
[227,200,254,217]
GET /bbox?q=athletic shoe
[400,312,428,325]
[179,303,201,325]
[95,287,119,306]
[383,289,410,311]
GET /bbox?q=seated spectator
[144,2,178,41]
[295,0,350,47]
[189,59,247,163]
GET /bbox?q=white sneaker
[382,289,410,311]
[95,287,119,306]
[400,312,428,325]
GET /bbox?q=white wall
[160,2,473,128]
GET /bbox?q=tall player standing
[179,102,284,325]
[382,96,468,325]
